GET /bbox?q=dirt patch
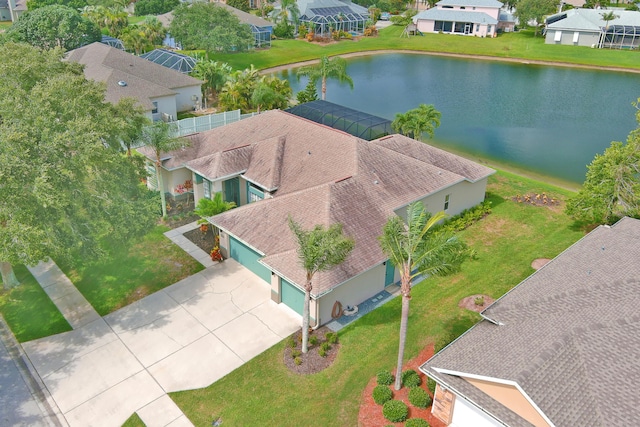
[358,344,446,427]
[531,258,551,270]
[458,294,495,312]
[511,193,561,209]
[283,326,340,375]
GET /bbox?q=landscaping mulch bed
[358,344,446,427]
[458,294,495,313]
[183,226,216,254]
[283,326,340,375]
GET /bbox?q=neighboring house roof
[139,110,494,296]
[414,8,498,25]
[436,0,502,7]
[157,3,273,29]
[546,8,640,31]
[421,217,640,427]
[66,42,202,111]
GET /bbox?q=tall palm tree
[297,56,354,101]
[279,0,300,26]
[599,11,619,48]
[392,104,441,141]
[288,217,354,353]
[379,202,468,390]
[191,60,232,105]
[120,27,150,55]
[139,17,166,46]
[138,122,188,217]
[104,6,128,37]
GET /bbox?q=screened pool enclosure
[287,100,392,141]
[140,49,198,74]
[600,25,640,49]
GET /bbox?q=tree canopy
[218,67,292,113]
[169,2,254,52]
[0,43,157,288]
[297,56,354,101]
[566,103,640,225]
[513,0,558,35]
[7,5,101,50]
[392,104,441,141]
[26,0,87,11]
[134,0,179,16]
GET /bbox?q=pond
[279,53,640,185]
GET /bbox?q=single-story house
[0,0,25,22]
[66,42,203,121]
[413,0,503,37]
[293,0,369,37]
[137,109,495,325]
[545,8,640,48]
[157,2,273,48]
[420,216,640,426]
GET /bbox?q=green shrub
[427,377,437,395]
[402,370,422,388]
[382,400,408,423]
[325,331,338,344]
[376,370,394,386]
[286,336,296,348]
[294,356,302,365]
[372,385,393,405]
[291,349,301,358]
[405,418,430,427]
[309,335,318,346]
[318,347,327,357]
[408,387,432,409]
[320,341,331,352]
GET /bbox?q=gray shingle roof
[66,42,201,111]
[421,217,640,427]
[546,8,640,31]
[138,110,494,295]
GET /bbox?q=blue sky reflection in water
[280,53,639,184]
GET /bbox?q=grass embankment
[0,266,71,342]
[212,26,640,72]
[171,170,585,426]
[60,225,204,316]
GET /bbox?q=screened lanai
[140,49,198,74]
[101,35,124,50]
[297,0,369,37]
[287,100,392,141]
[601,25,640,49]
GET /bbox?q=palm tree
[279,0,300,26]
[392,104,441,141]
[104,7,128,37]
[600,11,619,48]
[194,192,236,222]
[378,202,468,390]
[191,60,232,105]
[138,122,188,217]
[120,27,150,55]
[288,217,355,353]
[139,17,166,46]
[297,56,354,101]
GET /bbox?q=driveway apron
[18,224,300,427]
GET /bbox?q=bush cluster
[376,370,394,386]
[402,369,422,388]
[427,377,437,395]
[408,387,432,409]
[382,400,408,422]
[309,335,318,346]
[442,201,492,232]
[372,385,393,405]
[325,332,338,344]
[405,418,430,427]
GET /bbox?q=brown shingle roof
[421,217,640,427]
[66,42,201,111]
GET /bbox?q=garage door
[229,237,271,283]
[281,279,304,315]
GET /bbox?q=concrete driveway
[22,259,300,426]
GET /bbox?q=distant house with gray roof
[137,109,494,324]
[0,0,24,22]
[413,0,508,37]
[287,0,369,37]
[420,216,640,426]
[66,42,203,121]
[545,8,640,48]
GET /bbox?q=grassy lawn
[0,265,71,343]
[121,412,146,427]
[210,26,640,71]
[170,170,585,426]
[60,225,204,316]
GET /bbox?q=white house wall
[544,29,600,47]
[317,263,386,326]
[175,85,202,113]
[166,168,192,197]
[151,94,178,122]
[450,395,503,427]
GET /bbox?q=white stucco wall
[317,263,386,326]
[150,94,178,121]
[166,168,192,197]
[175,85,202,113]
[450,396,503,427]
[544,29,600,47]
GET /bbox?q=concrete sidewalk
[18,222,300,427]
